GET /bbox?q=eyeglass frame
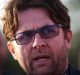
[10,24,66,45]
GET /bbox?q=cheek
[46,36,68,59]
[13,44,32,71]
[14,43,31,59]
[47,38,68,69]
[19,44,33,65]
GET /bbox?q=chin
[27,62,56,75]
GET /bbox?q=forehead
[16,8,54,33]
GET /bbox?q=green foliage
[69,32,80,67]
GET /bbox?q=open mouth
[33,55,50,62]
[31,55,52,68]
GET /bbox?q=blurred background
[62,0,80,69]
[0,0,80,74]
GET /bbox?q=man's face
[8,8,72,75]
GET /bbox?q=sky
[0,0,9,30]
[0,0,6,17]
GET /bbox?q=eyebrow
[16,24,54,34]
[33,24,53,31]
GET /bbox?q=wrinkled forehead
[16,8,54,33]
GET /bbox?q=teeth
[36,58,47,62]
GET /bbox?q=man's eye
[43,28,54,34]
[25,32,34,38]
[16,34,24,40]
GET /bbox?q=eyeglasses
[11,24,64,45]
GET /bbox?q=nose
[32,33,46,49]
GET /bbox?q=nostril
[32,42,46,49]
[42,44,45,47]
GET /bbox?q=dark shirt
[3,64,80,75]
[65,64,80,75]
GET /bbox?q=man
[2,0,80,75]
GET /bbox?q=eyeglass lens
[14,25,59,45]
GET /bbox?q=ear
[66,30,72,50]
[7,41,17,60]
